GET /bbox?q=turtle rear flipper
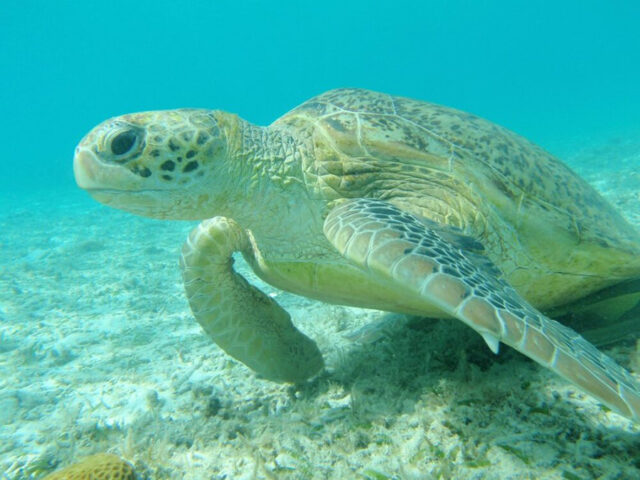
[324,198,640,422]
[549,278,640,347]
[180,217,324,383]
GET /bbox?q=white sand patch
[1,157,639,480]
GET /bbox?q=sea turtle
[74,88,640,422]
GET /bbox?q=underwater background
[2,0,640,192]
[1,1,639,479]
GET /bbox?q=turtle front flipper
[180,217,324,383]
[324,198,640,422]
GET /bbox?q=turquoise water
[1,0,639,191]
[2,1,640,479]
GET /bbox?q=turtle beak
[73,148,101,190]
[73,145,178,218]
[73,147,140,191]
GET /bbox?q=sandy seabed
[1,137,639,480]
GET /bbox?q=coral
[41,453,135,480]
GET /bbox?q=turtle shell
[275,88,640,308]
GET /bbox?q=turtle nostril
[111,130,138,155]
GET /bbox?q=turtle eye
[110,129,138,156]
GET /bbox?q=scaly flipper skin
[180,217,324,383]
[324,198,640,422]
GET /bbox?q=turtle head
[74,109,241,220]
